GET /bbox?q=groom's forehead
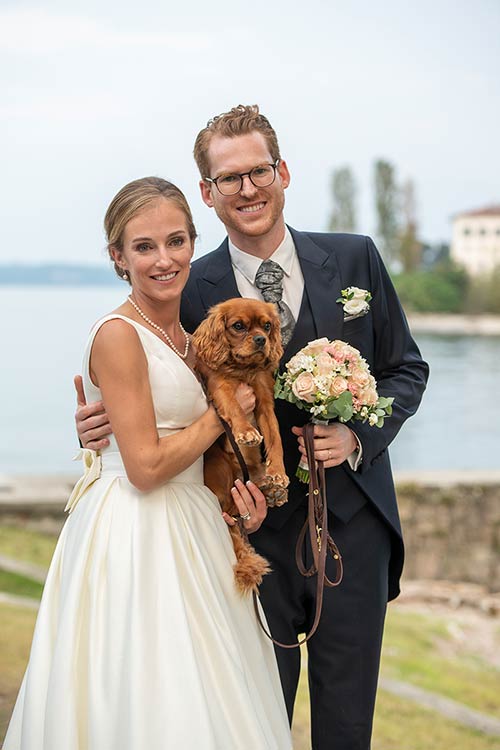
[206,132,273,173]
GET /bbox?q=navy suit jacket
[181,227,429,599]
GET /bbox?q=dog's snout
[253,335,266,348]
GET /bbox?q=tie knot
[255,259,285,303]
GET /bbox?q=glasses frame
[204,160,280,196]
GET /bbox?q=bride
[4,177,292,750]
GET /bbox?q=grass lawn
[381,607,500,716]
[0,569,44,599]
[371,690,500,750]
[0,603,37,741]
[1,524,499,748]
[0,523,58,569]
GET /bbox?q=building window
[479,228,486,235]
[463,227,471,235]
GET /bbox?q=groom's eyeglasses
[204,160,280,196]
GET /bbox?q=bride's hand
[234,383,256,415]
[222,479,267,534]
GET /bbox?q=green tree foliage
[392,263,468,313]
[393,264,500,314]
[328,166,357,232]
[464,268,500,314]
[374,159,400,266]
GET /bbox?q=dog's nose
[253,335,266,348]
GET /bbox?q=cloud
[0,8,212,54]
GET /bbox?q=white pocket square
[343,309,369,323]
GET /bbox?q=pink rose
[303,337,330,356]
[325,342,349,362]
[348,381,360,397]
[292,372,316,403]
[330,376,348,397]
[316,352,334,375]
[351,367,370,388]
[362,387,378,406]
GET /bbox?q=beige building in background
[451,205,500,275]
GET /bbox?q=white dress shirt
[228,227,304,320]
[227,227,362,471]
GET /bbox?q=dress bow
[65,448,102,513]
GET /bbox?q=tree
[374,159,399,266]
[399,179,422,272]
[328,166,357,233]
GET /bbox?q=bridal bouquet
[274,337,394,482]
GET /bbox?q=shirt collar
[228,227,296,284]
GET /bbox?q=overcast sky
[2,0,499,265]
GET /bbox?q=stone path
[0,554,47,583]
[380,678,500,738]
[0,591,39,610]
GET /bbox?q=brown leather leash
[218,416,343,648]
[217,415,250,484]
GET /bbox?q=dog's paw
[236,427,263,447]
[258,474,289,508]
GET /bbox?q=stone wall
[397,479,500,592]
[1,473,499,591]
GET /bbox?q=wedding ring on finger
[240,511,251,521]
[328,450,332,460]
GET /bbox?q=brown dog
[192,298,289,594]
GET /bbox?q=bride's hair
[105,176,197,282]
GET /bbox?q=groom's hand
[74,375,112,450]
[292,423,358,469]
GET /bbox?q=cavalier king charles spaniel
[192,298,289,593]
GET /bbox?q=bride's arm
[90,319,228,492]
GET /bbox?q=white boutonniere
[336,286,372,319]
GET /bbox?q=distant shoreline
[2,278,499,335]
[407,313,500,336]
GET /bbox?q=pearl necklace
[127,296,190,360]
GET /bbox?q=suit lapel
[289,227,344,339]
[197,229,344,339]
[197,239,241,311]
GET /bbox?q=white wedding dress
[4,315,292,750]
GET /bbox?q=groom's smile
[199,131,291,254]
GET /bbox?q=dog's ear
[268,308,284,370]
[192,305,228,369]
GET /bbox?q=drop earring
[122,271,129,281]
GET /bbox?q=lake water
[1,286,499,475]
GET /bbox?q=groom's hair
[193,104,281,178]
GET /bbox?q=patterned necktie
[255,259,296,347]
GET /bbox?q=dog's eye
[232,321,246,332]
[263,322,272,332]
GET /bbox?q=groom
[183,105,428,749]
[78,105,428,749]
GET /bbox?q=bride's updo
[105,177,197,282]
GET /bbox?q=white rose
[343,297,369,315]
[287,353,314,374]
[342,287,370,316]
[348,286,368,300]
[369,412,379,426]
